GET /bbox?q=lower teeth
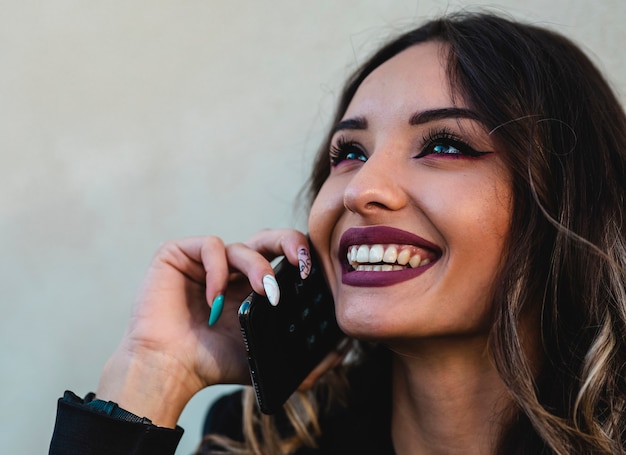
[354,264,406,271]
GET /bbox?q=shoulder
[315,344,394,454]
[202,388,245,442]
[200,345,393,454]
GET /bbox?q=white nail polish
[263,274,280,306]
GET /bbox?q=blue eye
[329,138,367,166]
[432,144,461,155]
[344,151,367,161]
[417,128,492,159]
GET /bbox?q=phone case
[238,254,343,414]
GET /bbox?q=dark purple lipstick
[339,226,441,287]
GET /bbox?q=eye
[329,137,367,167]
[416,128,492,159]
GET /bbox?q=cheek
[307,179,345,247]
[473,179,513,249]
[308,179,346,289]
[444,177,513,301]
[417,170,512,297]
[427,167,512,244]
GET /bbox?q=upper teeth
[347,244,431,271]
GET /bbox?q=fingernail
[208,295,224,326]
[298,246,312,280]
[263,274,280,306]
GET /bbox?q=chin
[335,303,401,341]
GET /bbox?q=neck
[389,336,512,455]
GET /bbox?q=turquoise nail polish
[209,295,224,326]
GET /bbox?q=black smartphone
[238,249,343,414]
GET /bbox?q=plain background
[1,1,624,453]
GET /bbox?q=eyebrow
[409,107,482,125]
[331,107,483,135]
[331,117,368,135]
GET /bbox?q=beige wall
[1,1,624,453]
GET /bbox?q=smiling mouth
[347,244,433,271]
[338,226,441,287]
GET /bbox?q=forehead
[343,41,459,121]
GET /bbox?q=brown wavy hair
[202,11,626,454]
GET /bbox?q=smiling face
[309,41,513,343]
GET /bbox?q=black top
[49,347,394,455]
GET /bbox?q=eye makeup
[329,136,367,167]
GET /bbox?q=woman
[50,11,626,455]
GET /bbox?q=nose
[343,151,409,215]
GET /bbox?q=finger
[197,237,230,305]
[245,229,310,276]
[225,242,277,302]
[163,236,230,308]
[223,230,311,306]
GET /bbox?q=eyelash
[329,127,490,167]
[329,137,367,167]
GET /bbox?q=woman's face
[309,41,512,343]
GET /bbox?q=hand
[96,229,310,427]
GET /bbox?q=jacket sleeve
[49,391,184,455]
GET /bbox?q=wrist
[96,347,202,428]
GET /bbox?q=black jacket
[49,348,394,454]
